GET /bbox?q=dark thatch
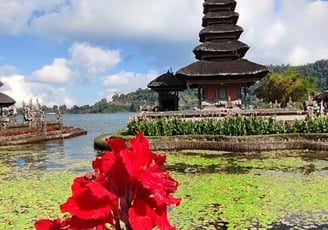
[0,92,16,107]
[147,71,187,91]
[199,24,243,42]
[204,0,236,4]
[176,59,269,80]
[203,0,236,13]
[202,11,239,27]
[193,41,249,60]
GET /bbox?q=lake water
[0,113,135,170]
[2,113,328,229]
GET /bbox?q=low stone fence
[94,133,328,152]
[147,134,328,152]
[46,120,63,130]
[2,122,30,130]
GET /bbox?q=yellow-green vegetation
[1,150,328,229]
[167,150,328,229]
[255,68,316,106]
[0,162,80,230]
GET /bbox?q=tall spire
[176,0,268,108]
[194,0,250,61]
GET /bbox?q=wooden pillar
[244,84,247,110]
[198,86,202,109]
[175,91,178,111]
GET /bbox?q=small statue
[56,110,63,122]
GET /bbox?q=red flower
[120,132,154,177]
[60,176,118,229]
[93,138,131,198]
[120,132,181,206]
[129,189,177,230]
[34,217,70,230]
[35,132,180,230]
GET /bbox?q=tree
[254,68,316,107]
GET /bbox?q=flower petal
[34,218,61,230]
[139,164,181,206]
[120,132,154,176]
[60,177,118,227]
[129,196,177,230]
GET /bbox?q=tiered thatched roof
[177,59,268,80]
[177,0,268,83]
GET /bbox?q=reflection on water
[0,141,65,170]
[0,113,134,170]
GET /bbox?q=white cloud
[238,0,328,65]
[43,87,76,107]
[288,46,309,65]
[31,42,121,84]
[1,42,122,107]
[1,72,76,108]
[2,0,328,66]
[102,70,157,100]
[0,75,33,106]
[28,0,201,43]
[69,42,121,76]
[32,58,72,83]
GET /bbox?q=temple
[148,0,268,110]
[147,71,186,111]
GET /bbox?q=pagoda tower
[176,0,268,109]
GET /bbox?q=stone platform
[0,126,87,146]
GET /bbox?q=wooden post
[198,87,202,109]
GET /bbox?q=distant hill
[268,59,328,90]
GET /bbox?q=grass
[1,150,328,229]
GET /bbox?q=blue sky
[0,0,328,108]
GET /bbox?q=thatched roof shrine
[0,81,15,108]
[147,71,186,91]
[0,92,15,107]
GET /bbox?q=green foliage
[254,68,316,106]
[127,116,328,136]
[127,116,287,136]
[268,59,328,91]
